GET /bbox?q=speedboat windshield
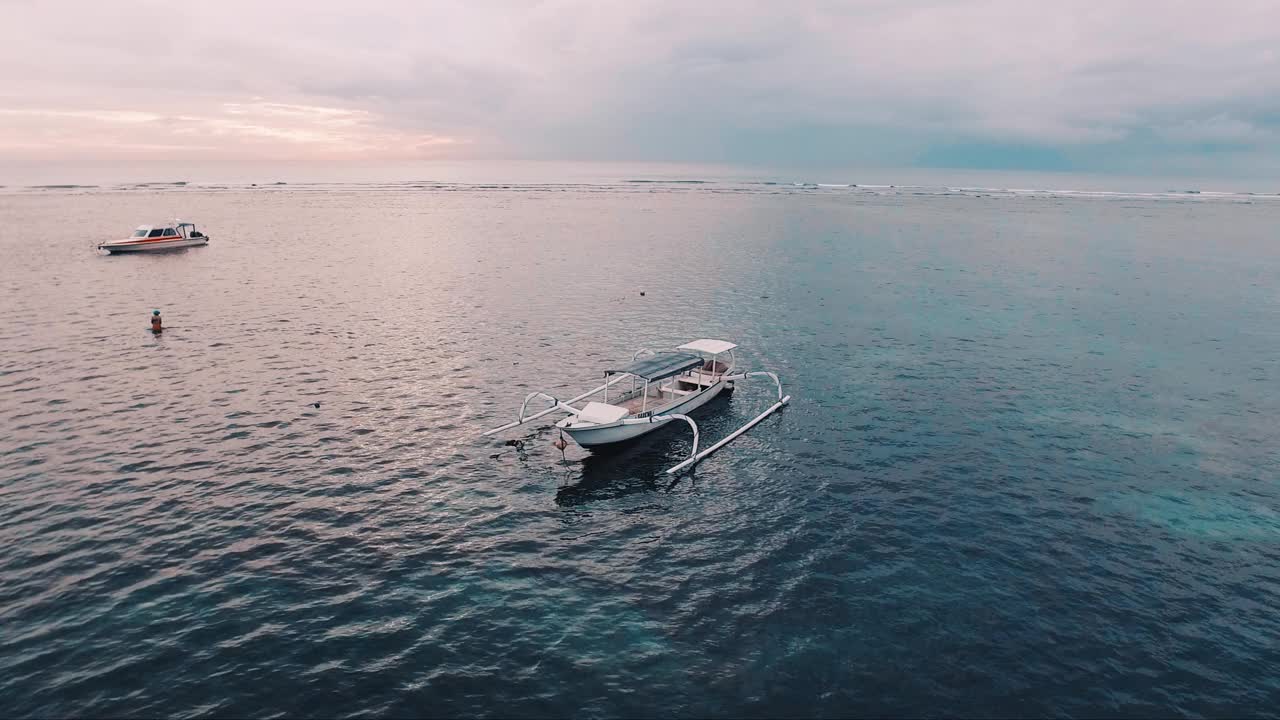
[133,228,148,237]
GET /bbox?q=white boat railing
[645,413,698,456]
[663,392,789,475]
[519,392,580,423]
[482,375,628,436]
[726,371,784,400]
[481,353,790,477]
[656,370,789,475]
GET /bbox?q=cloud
[0,101,460,159]
[1155,115,1272,145]
[1,0,1279,175]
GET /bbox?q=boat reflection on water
[554,461,687,507]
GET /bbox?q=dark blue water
[3,182,1279,717]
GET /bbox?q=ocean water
[2,180,1279,717]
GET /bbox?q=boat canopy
[606,352,703,381]
[677,339,737,355]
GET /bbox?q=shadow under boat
[553,394,733,506]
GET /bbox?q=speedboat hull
[99,237,209,253]
[558,380,726,448]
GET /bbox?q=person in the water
[150,310,162,333]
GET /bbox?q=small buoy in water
[639,291,645,297]
[312,402,320,409]
[553,436,567,451]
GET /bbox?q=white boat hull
[483,340,789,475]
[100,237,209,253]
[558,380,727,448]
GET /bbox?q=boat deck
[602,371,729,416]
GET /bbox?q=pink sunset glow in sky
[2,0,1279,181]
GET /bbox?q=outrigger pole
[481,374,629,436]
[481,344,789,476]
[659,372,789,475]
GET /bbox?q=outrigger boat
[98,220,209,253]
[483,339,790,474]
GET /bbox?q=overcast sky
[2,0,1278,181]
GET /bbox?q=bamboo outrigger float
[483,339,790,475]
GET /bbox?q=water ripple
[1,188,1279,716]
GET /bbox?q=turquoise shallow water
[2,181,1279,717]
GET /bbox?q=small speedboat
[98,220,209,253]
[484,339,790,474]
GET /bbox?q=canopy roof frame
[676,339,738,355]
[605,351,703,381]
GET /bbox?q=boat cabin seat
[701,360,728,374]
[575,401,630,425]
